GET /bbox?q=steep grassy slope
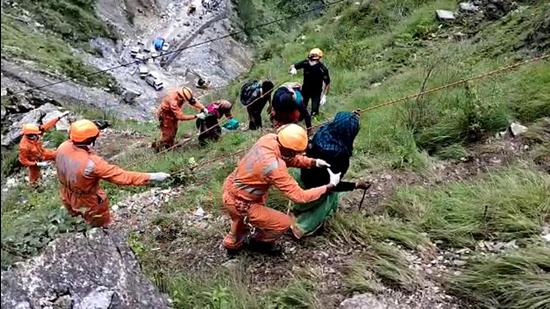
[0,0,117,88]
[1,0,549,307]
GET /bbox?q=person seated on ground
[290,112,371,239]
[221,124,340,256]
[153,86,209,152]
[196,99,236,146]
[18,112,70,187]
[240,79,275,130]
[56,119,170,227]
[270,82,311,130]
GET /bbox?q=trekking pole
[358,188,367,211]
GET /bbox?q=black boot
[247,239,283,256]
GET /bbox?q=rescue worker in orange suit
[18,112,69,186]
[154,86,209,151]
[222,124,341,255]
[56,119,171,227]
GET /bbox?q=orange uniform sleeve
[91,155,151,186]
[42,149,57,161]
[19,147,37,166]
[40,117,60,132]
[268,166,327,203]
[285,155,315,169]
[169,99,196,121]
[189,99,206,112]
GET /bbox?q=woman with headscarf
[290,111,370,239]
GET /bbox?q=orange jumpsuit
[18,117,60,184]
[222,133,328,250]
[156,89,206,148]
[55,140,151,227]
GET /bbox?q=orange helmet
[22,124,41,135]
[177,86,193,102]
[217,99,232,110]
[277,124,308,152]
[69,119,100,143]
[308,48,323,60]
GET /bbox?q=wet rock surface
[1,228,169,309]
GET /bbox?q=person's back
[240,80,274,130]
[56,140,101,194]
[301,112,360,189]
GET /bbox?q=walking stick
[358,188,367,211]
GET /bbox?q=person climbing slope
[196,99,237,145]
[290,112,371,238]
[154,86,209,151]
[221,124,340,255]
[289,48,331,117]
[270,82,311,130]
[18,112,69,186]
[240,79,275,130]
[56,119,170,227]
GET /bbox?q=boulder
[436,10,456,22]
[122,87,142,104]
[1,229,169,309]
[1,103,60,146]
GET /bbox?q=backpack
[240,80,261,106]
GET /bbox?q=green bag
[290,169,340,237]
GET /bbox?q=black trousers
[302,88,322,116]
[247,99,268,130]
[196,116,221,146]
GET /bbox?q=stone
[436,10,456,21]
[340,293,404,309]
[459,2,479,12]
[122,88,142,104]
[1,105,6,120]
[1,229,168,309]
[510,122,528,136]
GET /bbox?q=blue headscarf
[311,112,360,158]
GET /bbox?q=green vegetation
[1,15,117,88]
[1,0,118,88]
[451,245,550,309]
[386,166,550,247]
[2,0,549,307]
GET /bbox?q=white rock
[510,122,528,136]
[459,2,478,12]
[436,10,456,21]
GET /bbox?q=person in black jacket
[289,48,330,117]
[290,111,370,239]
[240,80,274,130]
[270,82,312,130]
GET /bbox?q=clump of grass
[326,212,432,250]
[345,242,418,293]
[450,245,550,309]
[386,166,550,247]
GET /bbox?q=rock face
[1,229,169,309]
[1,103,67,146]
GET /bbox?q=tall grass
[386,166,550,247]
[451,245,550,309]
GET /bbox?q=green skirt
[291,169,340,238]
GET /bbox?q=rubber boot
[247,239,283,256]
